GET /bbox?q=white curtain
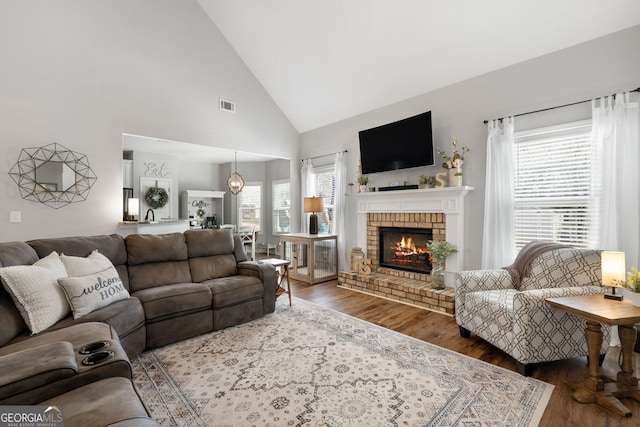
[333,152,347,269]
[482,117,515,269]
[300,159,315,233]
[593,92,640,266]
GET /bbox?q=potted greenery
[357,175,369,193]
[425,240,458,289]
[617,267,640,307]
[419,175,436,189]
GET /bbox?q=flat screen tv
[358,111,434,174]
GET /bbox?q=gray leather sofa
[0,228,276,425]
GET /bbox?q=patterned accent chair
[455,246,611,375]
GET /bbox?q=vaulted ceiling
[198,0,640,133]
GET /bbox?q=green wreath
[144,186,169,209]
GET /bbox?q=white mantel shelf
[350,186,474,213]
[350,186,474,273]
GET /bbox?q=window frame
[272,178,290,236]
[237,182,263,233]
[513,119,598,252]
[311,164,336,234]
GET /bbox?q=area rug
[132,297,553,426]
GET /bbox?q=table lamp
[601,251,626,300]
[304,197,324,235]
[126,198,139,221]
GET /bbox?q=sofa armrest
[238,261,277,313]
[510,285,610,363]
[454,269,513,309]
[0,341,78,401]
[238,261,276,288]
[455,269,513,293]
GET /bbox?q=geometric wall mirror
[8,143,97,209]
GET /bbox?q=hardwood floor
[288,279,640,426]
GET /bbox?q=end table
[261,258,292,306]
[546,295,640,417]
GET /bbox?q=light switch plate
[10,211,21,223]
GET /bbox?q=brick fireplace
[369,212,445,272]
[338,187,473,315]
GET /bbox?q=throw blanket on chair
[503,241,569,289]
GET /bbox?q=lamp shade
[304,197,323,213]
[601,251,626,287]
[127,198,139,216]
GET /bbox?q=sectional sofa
[0,228,276,426]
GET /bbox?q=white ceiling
[198,0,640,133]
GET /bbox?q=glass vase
[431,259,445,289]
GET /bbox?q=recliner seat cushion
[205,275,264,308]
[133,283,212,321]
[51,297,144,340]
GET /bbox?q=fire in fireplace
[379,227,433,274]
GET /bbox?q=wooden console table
[280,233,337,284]
[546,295,640,417]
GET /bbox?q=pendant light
[227,151,245,194]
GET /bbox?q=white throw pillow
[0,252,70,334]
[61,250,113,277]
[57,266,130,319]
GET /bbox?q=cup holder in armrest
[79,341,110,355]
[81,350,115,366]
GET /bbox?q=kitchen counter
[117,219,190,237]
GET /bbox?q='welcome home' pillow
[57,265,130,319]
[0,252,70,334]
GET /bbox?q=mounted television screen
[358,111,434,174]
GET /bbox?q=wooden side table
[261,258,292,306]
[546,295,640,417]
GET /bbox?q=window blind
[514,120,597,251]
[238,183,262,232]
[272,179,290,234]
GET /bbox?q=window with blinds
[272,179,290,235]
[312,165,336,234]
[238,183,262,232]
[513,120,598,251]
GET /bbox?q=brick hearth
[338,211,455,316]
[338,269,455,315]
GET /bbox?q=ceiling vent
[219,98,236,113]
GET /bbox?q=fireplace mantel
[351,186,474,272]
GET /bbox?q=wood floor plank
[288,279,640,426]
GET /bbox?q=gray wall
[0,0,299,242]
[299,25,640,270]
